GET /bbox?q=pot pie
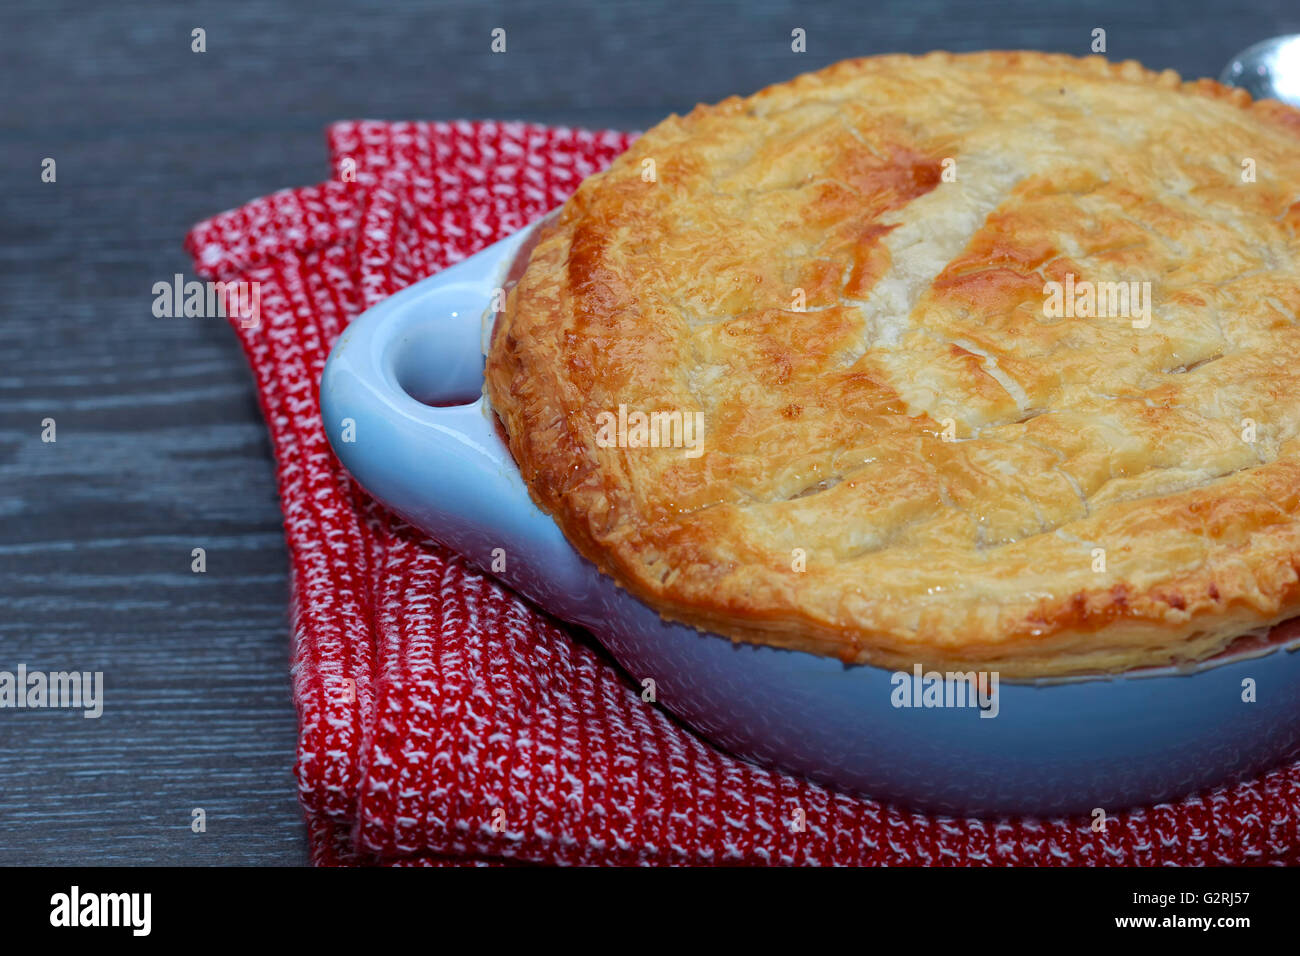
[485,51,1300,678]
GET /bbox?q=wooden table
[2,0,1295,865]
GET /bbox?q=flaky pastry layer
[486,51,1300,677]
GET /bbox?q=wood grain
[1,0,1296,865]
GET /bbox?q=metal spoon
[1220,34,1300,105]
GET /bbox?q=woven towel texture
[185,120,1300,866]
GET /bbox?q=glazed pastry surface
[486,52,1300,677]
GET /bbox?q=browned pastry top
[486,52,1300,677]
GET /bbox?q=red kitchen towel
[186,119,1300,866]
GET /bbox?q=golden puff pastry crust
[485,51,1300,678]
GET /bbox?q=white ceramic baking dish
[319,214,1300,817]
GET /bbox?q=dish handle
[318,225,598,609]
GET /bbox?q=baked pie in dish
[485,51,1300,679]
